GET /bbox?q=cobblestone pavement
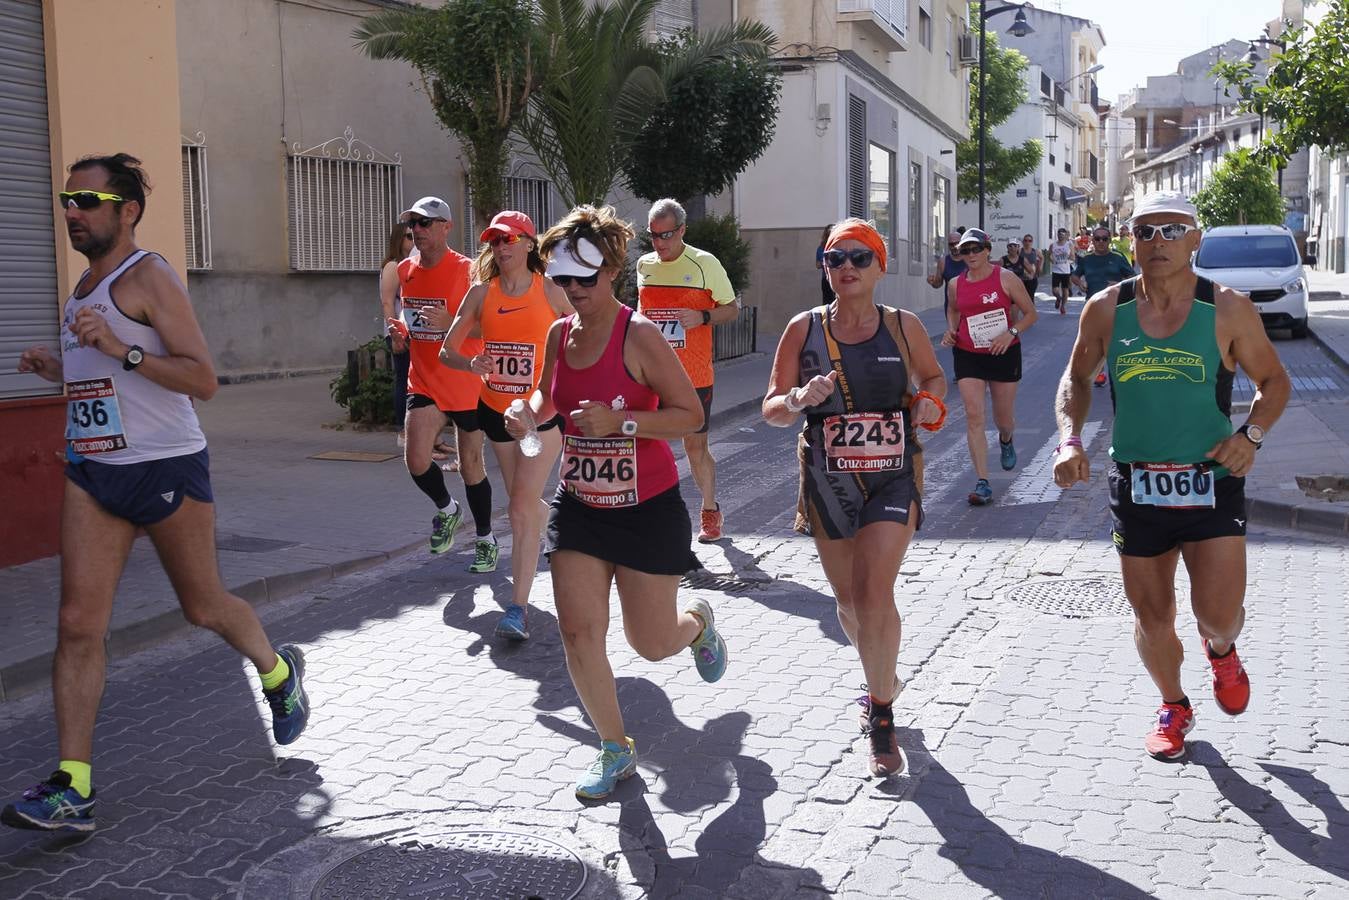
[2,309,1347,898]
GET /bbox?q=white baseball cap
[545,237,606,278]
[400,196,453,223]
[1130,191,1198,225]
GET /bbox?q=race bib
[644,309,686,348]
[1130,463,1215,509]
[483,340,536,395]
[66,377,128,455]
[823,412,905,474]
[562,435,638,508]
[400,297,447,341]
[965,308,1009,349]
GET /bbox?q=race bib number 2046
[66,377,128,454]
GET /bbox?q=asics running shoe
[697,507,724,543]
[265,644,310,745]
[468,537,500,574]
[999,439,1017,471]
[968,478,993,506]
[1205,640,1251,715]
[1,770,95,833]
[685,598,728,683]
[575,738,637,800]
[430,506,462,555]
[495,605,529,641]
[1144,702,1194,760]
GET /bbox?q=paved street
[2,303,1347,899]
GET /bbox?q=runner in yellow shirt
[637,199,740,542]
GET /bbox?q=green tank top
[1108,277,1234,467]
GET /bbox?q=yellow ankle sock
[259,655,290,691]
[58,760,92,798]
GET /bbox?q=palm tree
[354,0,542,227]
[517,0,776,208]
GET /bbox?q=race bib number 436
[66,377,128,454]
[1130,463,1215,508]
[562,435,638,507]
[823,412,905,473]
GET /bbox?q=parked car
[1193,224,1308,338]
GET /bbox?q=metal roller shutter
[0,0,59,400]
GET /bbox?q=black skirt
[952,343,1022,383]
[545,484,699,575]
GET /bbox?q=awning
[1060,186,1089,206]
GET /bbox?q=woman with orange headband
[763,217,947,779]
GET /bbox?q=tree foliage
[353,0,542,225]
[623,32,781,203]
[1192,149,1285,227]
[1213,1,1349,166]
[956,6,1041,204]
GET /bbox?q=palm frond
[351,8,428,60]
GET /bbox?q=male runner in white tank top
[4,154,310,834]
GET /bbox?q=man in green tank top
[1050,191,1290,762]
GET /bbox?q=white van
[1193,224,1308,338]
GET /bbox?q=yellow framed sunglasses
[58,190,125,210]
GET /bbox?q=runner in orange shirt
[637,198,739,543]
[387,197,494,559]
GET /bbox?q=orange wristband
[912,390,947,431]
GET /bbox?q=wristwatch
[122,345,144,371]
[620,411,638,437]
[1008,326,1020,337]
[701,309,712,326]
[1237,423,1265,449]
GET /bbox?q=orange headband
[825,222,887,272]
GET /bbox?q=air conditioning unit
[957,33,978,65]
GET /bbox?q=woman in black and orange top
[442,211,572,641]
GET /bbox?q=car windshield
[1195,235,1298,269]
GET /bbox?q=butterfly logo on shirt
[980,292,999,305]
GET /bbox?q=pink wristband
[1055,435,1083,454]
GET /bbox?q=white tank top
[61,250,207,464]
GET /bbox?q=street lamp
[1244,36,1285,143]
[978,2,1034,229]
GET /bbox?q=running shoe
[1,771,95,833]
[430,506,462,554]
[866,708,908,777]
[1094,372,1108,387]
[1144,702,1195,760]
[697,507,724,543]
[495,605,529,641]
[685,598,728,683]
[575,737,637,800]
[264,643,309,746]
[468,537,499,574]
[1205,640,1251,715]
[999,439,1017,471]
[968,478,993,506]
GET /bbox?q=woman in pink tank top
[503,205,731,801]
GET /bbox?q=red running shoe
[866,708,907,777]
[1205,640,1251,715]
[697,507,723,543]
[1144,702,1195,760]
[1094,372,1108,387]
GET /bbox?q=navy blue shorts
[65,448,213,526]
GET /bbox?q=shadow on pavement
[719,539,848,646]
[1192,741,1349,883]
[897,729,1154,899]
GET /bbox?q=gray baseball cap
[400,196,453,223]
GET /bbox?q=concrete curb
[1245,496,1349,538]
[0,538,426,703]
[1309,323,1349,371]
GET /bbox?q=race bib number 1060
[1130,463,1215,508]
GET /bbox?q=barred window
[287,128,402,272]
[652,0,695,38]
[462,175,558,253]
[181,135,211,271]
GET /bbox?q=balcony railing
[1080,151,1099,184]
[837,0,908,50]
[713,304,758,362]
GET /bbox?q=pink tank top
[551,305,678,507]
[954,266,1018,355]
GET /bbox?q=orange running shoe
[1205,640,1251,715]
[1144,702,1195,760]
[697,506,723,543]
[1094,372,1108,387]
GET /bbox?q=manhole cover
[216,534,298,553]
[681,570,772,591]
[312,831,586,899]
[1004,578,1134,619]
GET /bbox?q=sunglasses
[407,216,440,229]
[58,190,124,210]
[956,245,988,256]
[823,248,875,269]
[551,273,600,288]
[489,233,525,247]
[1092,236,1110,242]
[648,227,681,241]
[1131,223,1197,242]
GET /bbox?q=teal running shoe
[495,605,529,641]
[1,770,95,833]
[968,478,993,506]
[1000,438,1017,471]
[685,598,728,683]
[264,643,309,745]
[430,505,462,554]
[468,537,500,573]
[575,737,637,800]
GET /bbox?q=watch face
[1246,424,1265,442]
[621,420,638,436]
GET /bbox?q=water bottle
[510,399,542,457]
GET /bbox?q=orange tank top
[478,274,559,412]
[398,251,482,411]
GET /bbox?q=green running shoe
[430,506,462,554]
[468,537,499,573]
[575,737,637,800]
[685,598,728,683]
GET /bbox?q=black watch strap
[1237,423,1263,448]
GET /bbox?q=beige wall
[43,0,186,296]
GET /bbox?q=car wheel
[1290,317,1309,339]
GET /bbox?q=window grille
[462,175,557,253]
[908,161,924,263]
[652,0,695,38]
[287,128,402,272]
[181,134,211,271]
[931,174,950,257]
[847,96,868,219]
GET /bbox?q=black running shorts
[1108,462,1247,557]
